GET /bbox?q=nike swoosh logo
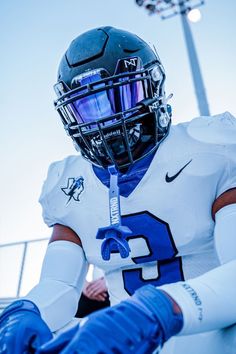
[165,159,192,183]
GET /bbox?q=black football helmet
[54,26,171,170]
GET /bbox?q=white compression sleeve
[214,204,236,264]
[25,240,88,332]
[160,204,236,335]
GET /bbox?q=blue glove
[39,284,183,354]
[0,299,52,354]
[37,324,79,354]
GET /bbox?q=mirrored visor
[63,69,148,125]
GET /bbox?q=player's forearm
[160,259,236,334]
[26,279,80,332]
[25,241,88,331]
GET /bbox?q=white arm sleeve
[214,204,236,264]
[160,204,236,335]
[25,241,88,332]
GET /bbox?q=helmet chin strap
[96,165,132,260]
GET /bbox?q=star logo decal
[61,176,84,205]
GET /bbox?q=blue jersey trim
[92,151,156,197]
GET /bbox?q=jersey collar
[92,151,155,197]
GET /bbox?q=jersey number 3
[122,211,184,295]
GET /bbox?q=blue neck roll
[92,150,156,197]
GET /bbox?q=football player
[0,26,236,354]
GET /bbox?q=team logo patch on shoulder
[61,176,84,205]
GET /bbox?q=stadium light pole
[135,0,210,116]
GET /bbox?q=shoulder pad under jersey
[41,155,81,195]
[187,112,236,145]
[39,155,83,226]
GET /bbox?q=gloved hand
[37,324,80,354]
[0,299,52,354]
[39,284,183,354]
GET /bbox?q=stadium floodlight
[187,8,202,23]
[135,0,210,116]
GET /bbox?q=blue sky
[1,0,236,244]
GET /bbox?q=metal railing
[0,238,49,306]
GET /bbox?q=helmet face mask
[54,27,171,170]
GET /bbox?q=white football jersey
[39,112,236,353]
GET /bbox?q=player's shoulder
[47,154,82,175]
[39,154,89,226]
[40,154,88,198]
[45,154,81,182]
[186,111,236,145]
